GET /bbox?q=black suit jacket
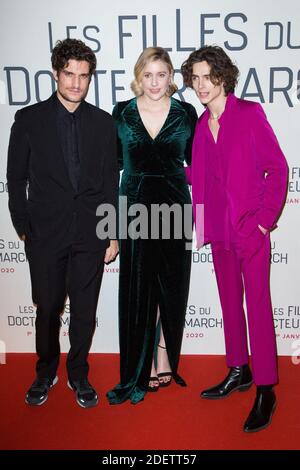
[7,93,118,251]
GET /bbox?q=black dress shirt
[57,98,81,192]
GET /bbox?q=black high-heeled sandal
[148,377,159,392]
[157,345,172,387]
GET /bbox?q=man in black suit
[7,38,119,408]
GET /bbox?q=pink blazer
[185,94,289,247]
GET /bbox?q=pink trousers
[211,227,278,385]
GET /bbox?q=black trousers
[25,217,105,381]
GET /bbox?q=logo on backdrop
[184,304,223,340]
[270,240,288,264]
[60,304,101,339]
[192,240,288,264]
[104,267,119,274]
[7,306,35,341]
[0,181,8,195]
[183,305,300,342]
[0,238,27,272]
[192,245,213,264]
[2,10,300,108]
[273,305,300,339]
[6,303,102,337]
[286,167,300,204]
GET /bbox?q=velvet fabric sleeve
[183,104,198,184]
[112,102,124,172]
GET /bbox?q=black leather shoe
[25,376,58,406]
[68,378,98,408]
[244,388,276,432]
[201,365,253,399]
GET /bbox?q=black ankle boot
[243,386,276,432]
[200,365,253,399]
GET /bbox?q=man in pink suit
[181,46,288,432]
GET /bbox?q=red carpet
[0,354,299,450]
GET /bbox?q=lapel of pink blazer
[191,110,208,246]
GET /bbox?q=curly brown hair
[181,45,239,95]
[51,38,97,76]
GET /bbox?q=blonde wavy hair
[131,47,178,97]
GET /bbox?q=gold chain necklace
[209,111,223,120]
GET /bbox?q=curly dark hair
[181,45,239,95]
[51,38,97,75]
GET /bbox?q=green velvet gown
[107,97,198,404]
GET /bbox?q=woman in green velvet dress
[107,47,197,404]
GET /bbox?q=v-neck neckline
[206,94,230,144]
[208,119,221,144]
[135,96,172,141]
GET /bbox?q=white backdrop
[0,0,299,356]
